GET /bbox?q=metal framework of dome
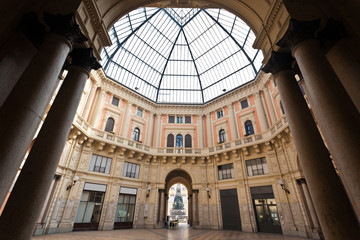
[101,8,263,104]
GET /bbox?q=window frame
[168,115,175,123]
[89,154,112,174]
[112,96,120,106]
[217,110,224,119]
[133,127,140,142]
[123,162,140,179]
[136,108,143,117]
[245,120,254,136]
[240,99,249,109]
[104,117,115,133]
[246,157,269,176]
[218,163,234,180]
[219,129,226,143]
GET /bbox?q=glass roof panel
[101,7,263,104]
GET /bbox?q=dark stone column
[0,13,86,206]
[0,48,100,240]
[318,19,360,112]
[262,51,360,240]
[0,12,45,108]
[277,18,360,221]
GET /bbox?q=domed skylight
[100,8,263,104]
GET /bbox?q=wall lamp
[278,179,290,194]
[146,186,151,197]
[206,186,211,198]
[66,175,79,191]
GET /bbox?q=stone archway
[160,169,198,227]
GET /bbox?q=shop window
[89,154,112,174]
[136,108,143,117]
[123,162,140,179]
[246,157,269,176]
[245,120,254,136]
[217,110,224,118]
[112,96,119,106]
[185,134,192,148]
[176,134,183,147]
[185,116,191,123]
[104,117,115,132]
[75,191,105,223]
[168,115,175,123]
[219,129,226,143]
[133,127,140,142]
[177,116,183,123]
[114,193,136,224]
[218,163,234,180]
[241,99,249,109]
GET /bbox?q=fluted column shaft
[262,50,360,240]
[0,48,100,240]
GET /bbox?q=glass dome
[100,8,263,104]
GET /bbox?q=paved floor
[33,223,312,240]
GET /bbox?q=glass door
[253,198,282,234]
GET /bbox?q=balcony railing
[72,114,288,157]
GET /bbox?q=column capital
[43,12,87,45]
[276,18,321,50]
[262,51,294,76]
[69,48,101,73]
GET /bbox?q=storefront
[250,186,282,234]
[114,187,137,229]
[73,183,107,231]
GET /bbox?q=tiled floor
[33,223,312,240]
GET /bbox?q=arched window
[176,134,183,147]
[219,129,226,143]
[133,127,140,141]
[245,120,254,136]
[185,134,192,148]
[167,134,174,147]
[104,117,115,132]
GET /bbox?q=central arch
[161,169,197,227]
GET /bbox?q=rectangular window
[185,116,191,124]
[89,154,112,174]
[217,110,224,119]
[136,108,143,117]
[177,116,183,123]
[246,157,269,176]
[112,96,119,106]
[168,115,175,123]
[218,163,234,180]
[75,190,105,223]
[114,193,136,223]
[241,99,249,109]
[123,162,140,179]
